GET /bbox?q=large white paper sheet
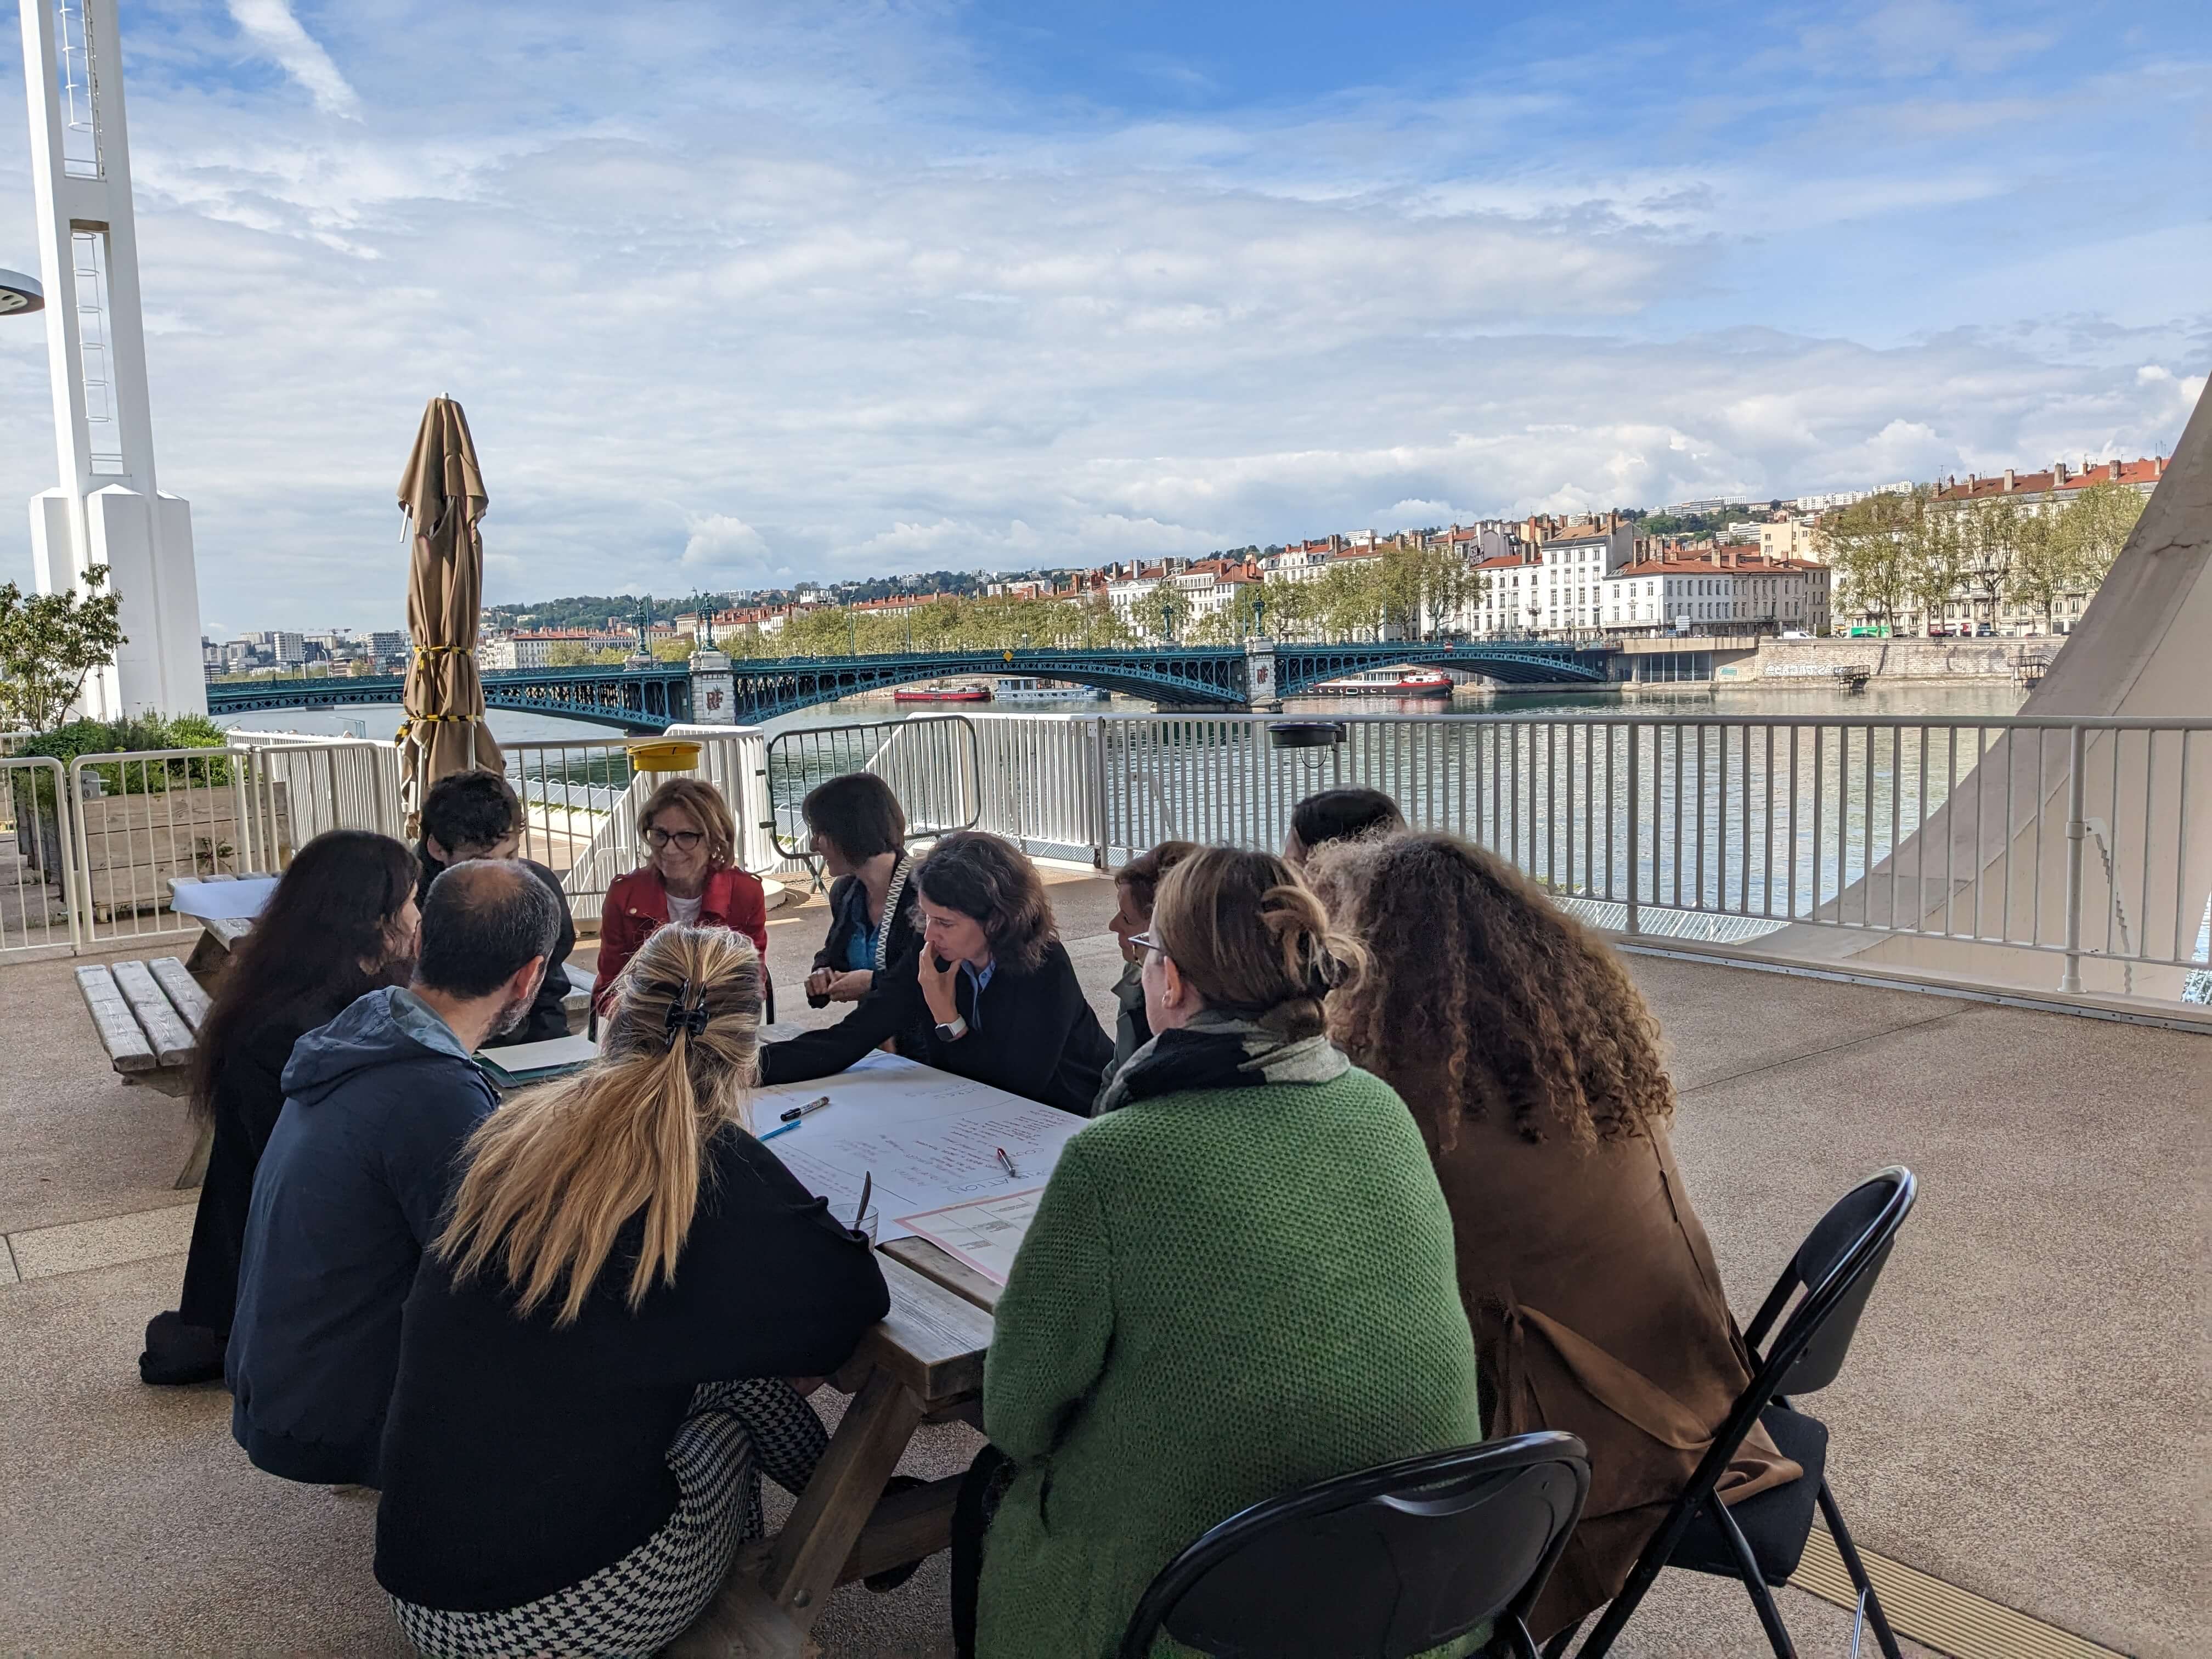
[895,1188,1045,1286]
[170,876,279,921]
[746,1052,1084,1240]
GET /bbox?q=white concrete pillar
[18,0,205,719]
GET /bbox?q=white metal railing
[1077,712,2211,1001]
[1,756,80,955]
[0,728,794,955]
[225,732,405,844]
[968,714,1104,858]
[760,716,981,861]
[509,728,785,926]
[8,714,2205,1003]
[63,746,293,946]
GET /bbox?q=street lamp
[0,268,42,317]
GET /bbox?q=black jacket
[809,862,922,989]
[416,848,576,1046]
[174,1009,320,1340]
[762,939,1111,1116]
[809,863,930,1056]
[374,1127,888,1612]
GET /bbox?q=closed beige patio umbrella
[397,395,504,830]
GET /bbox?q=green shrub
[13,713,233,804]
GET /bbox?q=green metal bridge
[206,640,1613,733]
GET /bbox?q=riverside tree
[1905,503,1971,634]
[2053,479,2145,588]
[2004,480,2146,632]
[0,564,126,731]
[1960,498,2032,630]
[1818,490,1923,634]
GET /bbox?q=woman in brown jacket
[1310,829,1799,1639]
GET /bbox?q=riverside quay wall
[1713,636,2056,686]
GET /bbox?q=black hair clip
[663,979,712,1047]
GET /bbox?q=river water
[213,677,2027,745]
[216,680,2033,924]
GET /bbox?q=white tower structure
[18,0,204,718]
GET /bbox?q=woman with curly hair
[1308,831,1801,1641]
[759,831,1111,1115]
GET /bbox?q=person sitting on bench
[139,831,421,1387]
[226,861,559,1488]
[416,769,577,1047]
[375,924,887,1656]
[759,831,1111,1117]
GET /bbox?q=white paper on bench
[747,1052,1086,1241]
[170,876,280,921]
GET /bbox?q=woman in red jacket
[594,778,770,1015]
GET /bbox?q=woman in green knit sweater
[952,847,1485,1659]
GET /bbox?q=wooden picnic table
[672,1237,1004,1656]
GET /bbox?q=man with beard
[227,860,560,1489]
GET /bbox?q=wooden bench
[74,956,215,1188]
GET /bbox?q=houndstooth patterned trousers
[391,1379,827,1659]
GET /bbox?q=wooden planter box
[74,785,292,920]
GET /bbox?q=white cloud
[0,3,2200,629]
[226,1,362,119]
[680,514,773,577]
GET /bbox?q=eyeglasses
[645,827,704,850]
[1128,929,1168,960]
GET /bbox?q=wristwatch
[934,1016,969,1042]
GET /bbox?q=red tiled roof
[1934,456,2165,501]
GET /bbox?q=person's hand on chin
[918,950,962,1028]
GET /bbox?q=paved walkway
[2,872,2201,1656]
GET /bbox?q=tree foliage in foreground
[0,565,126,731]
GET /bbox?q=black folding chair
[1118,1431,1590,1659]
[1554,1166,1917,1659]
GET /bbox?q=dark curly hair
[911,830,1057,974]
[1309,830,1674,1148]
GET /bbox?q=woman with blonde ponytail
[373,926,889,1659]
[950,847,1484,1659]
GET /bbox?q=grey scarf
[1094,1005,1348,1115]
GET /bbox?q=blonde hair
[1151,846,1365,1036]
[641,777,737,870]
[435,926,762,1325]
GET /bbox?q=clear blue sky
[0,1,2203,633]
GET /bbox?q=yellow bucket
[626,740,703,773]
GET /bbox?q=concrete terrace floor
[2,868,2204,1658]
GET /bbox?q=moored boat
[1311,667,1454,697]
[893,680,992,703]
[991,676,1109,704]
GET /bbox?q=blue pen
[759,1118,801,1142]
